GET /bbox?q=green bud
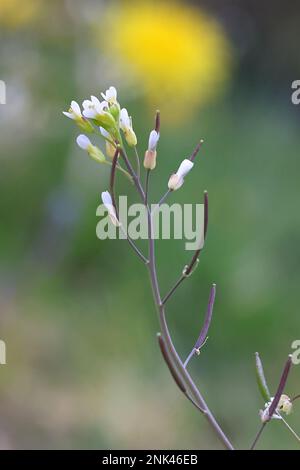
[124,128,137,147]
[94,112,116,131]
[77,117,94,133]
[87,144,106,163]
[109,103,120,122]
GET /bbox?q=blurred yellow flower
[0,0,41,28]
[98,1,233,123]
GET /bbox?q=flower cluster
[63,86,195,192]
[63,86,137,160]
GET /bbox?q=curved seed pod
[157,333,186,394]
[255,352,271,402]
[195,284,216,350]
[267,355,292,421]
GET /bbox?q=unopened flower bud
[101,191,120,226]
[148,130,159,151]
[168,173,182,191]
[168,159,194,191]
[144,150,157,170]
[144,130,159,170]
[120,108,137,146]
[76,134,105,163]
[125,127,137,146]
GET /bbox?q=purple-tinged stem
[133,146,141,179]
[267,355,292,420]
[118,146,146,202]
[250,423,266,450]
[156,189,171,208]
[155,110,160,133]
[184,284,216,368]
[195,284,216,350]
[204,190,209,239]
[146,200,234,449]
[162,191,208,304]
[120,142,234,449]
[145,170,150,206]
[250,355,293,450]
[157,333,205,414]
[110,148,120,213]
[189,140,204,162]
[184,348,197,368]
[110,148,148,264]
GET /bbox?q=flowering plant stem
[117,145,234,450]
[64,88,300,450]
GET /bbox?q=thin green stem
[103,160,133,182]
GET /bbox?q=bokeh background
[0,0,300,450]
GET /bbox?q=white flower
[119,108,137,146]
[63,100,94,132]
[148,130,159,151]
[168,159,194,191]
[82,96,108,119]
[76,134,105,163]
[101,191,120,226]
[63,100,82,120]
[101,86,117,104]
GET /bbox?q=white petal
[120,108,130,129]
[82,99,92,109]
[101,191,119,226]
[175,177,184,190]
[71,100,81,116]
[82,108,96,119]
[109,86,117,96]
[101,190,113,207]
[100,127,110,138]
[108,86,117,100]
[176,159,194,179]
[148,130,159,151]
[91,95,103,112]
[91,95,100,105]
[101,86,117,102]
[76,134,91,150]
[63,111,75,120]
[99,100,109,112]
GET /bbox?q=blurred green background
[0,0,300,450]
